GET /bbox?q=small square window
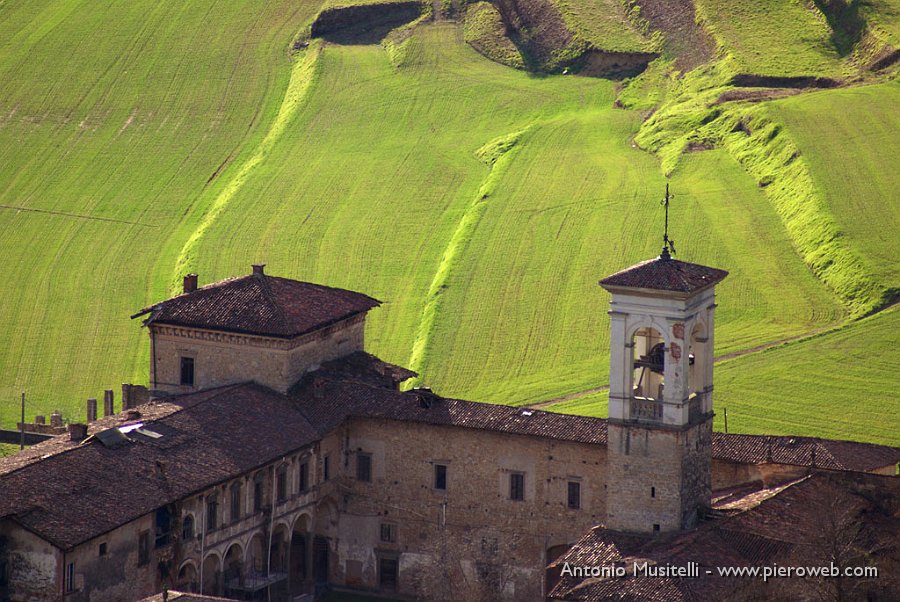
[653,524,660,532]
[567,481,581,510]
[98,542,107,557]
[180,357,195,386]
[434,464,447,490]
[357,453,372,482]
[509,473,525,501]
[380,523,397,543]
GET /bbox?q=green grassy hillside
[0,0,897,446]
[714,306,900,446]
[769,82,900,294]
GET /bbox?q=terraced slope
[769,82,900,295]
[694,0,848,81]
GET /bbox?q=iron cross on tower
[660,184,676,260]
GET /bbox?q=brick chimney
[86,398,97,422]
[252,264,265,276]
[103,390,114,417]
[183,273,198,293]
[69,423,88,442]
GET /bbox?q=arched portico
[201,552,221,595]
[176,560,198,592]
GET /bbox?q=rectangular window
[323,455,331,481]
[509,472,525,501]
[179,356,195,386]
[64,561,75,592]
[138,531,150,566]
[254,476,264,512]
[98,542,107,557]
[567,481,581,510]
[231,483,241,522]
[357,453,372,482]
[379,556,399,589]
[299,461,309,493]
[380,523,397,543]
[277,467,287,502]
[206,498,218,532]
[434,464,447,490]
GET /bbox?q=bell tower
[599,187,727,533]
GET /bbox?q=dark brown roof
[711,432,900,472]
[599,256,728,294]
[550,472,900,600]
[295,376,609,445]
[0,383,318,549]
[133,271,380,338]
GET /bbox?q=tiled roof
[711,432,900,472]
[0,383,318,549]
[294,372,609,446]
[599,257,728,294]
[133,271,380,338]
[550,472,900,600]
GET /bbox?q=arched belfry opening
[632,326,665,401]
[599,186,728,534]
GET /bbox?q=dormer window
[180,357,195,387]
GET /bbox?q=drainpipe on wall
[199,495,206,595]
[267,458,284,602]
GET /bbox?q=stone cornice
[150,314,363,351]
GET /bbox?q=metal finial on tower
[660,184,676,260]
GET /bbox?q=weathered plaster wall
[150,315,365,394]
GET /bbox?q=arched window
[182,515,194,541]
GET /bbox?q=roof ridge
[254,272,290,333]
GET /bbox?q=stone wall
[332,417,608,599]
[606,418,712,533]
[149,315,365,394]
[0,520,59,601]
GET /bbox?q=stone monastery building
[1,256,898,601]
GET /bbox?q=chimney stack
[183,273,198,293]
[103,390,114,417]
[86,398,97,422]
[50,411,63,428]
[69,423,88,442]
[252,264,265,276]
[35,415,45,425]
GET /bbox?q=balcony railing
[629,397,663,422]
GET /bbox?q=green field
[0,0,898,446]
[769,82,900,293]
[715,306,900,446]
[694,0,847,79]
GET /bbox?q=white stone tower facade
[600,251,727,533]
